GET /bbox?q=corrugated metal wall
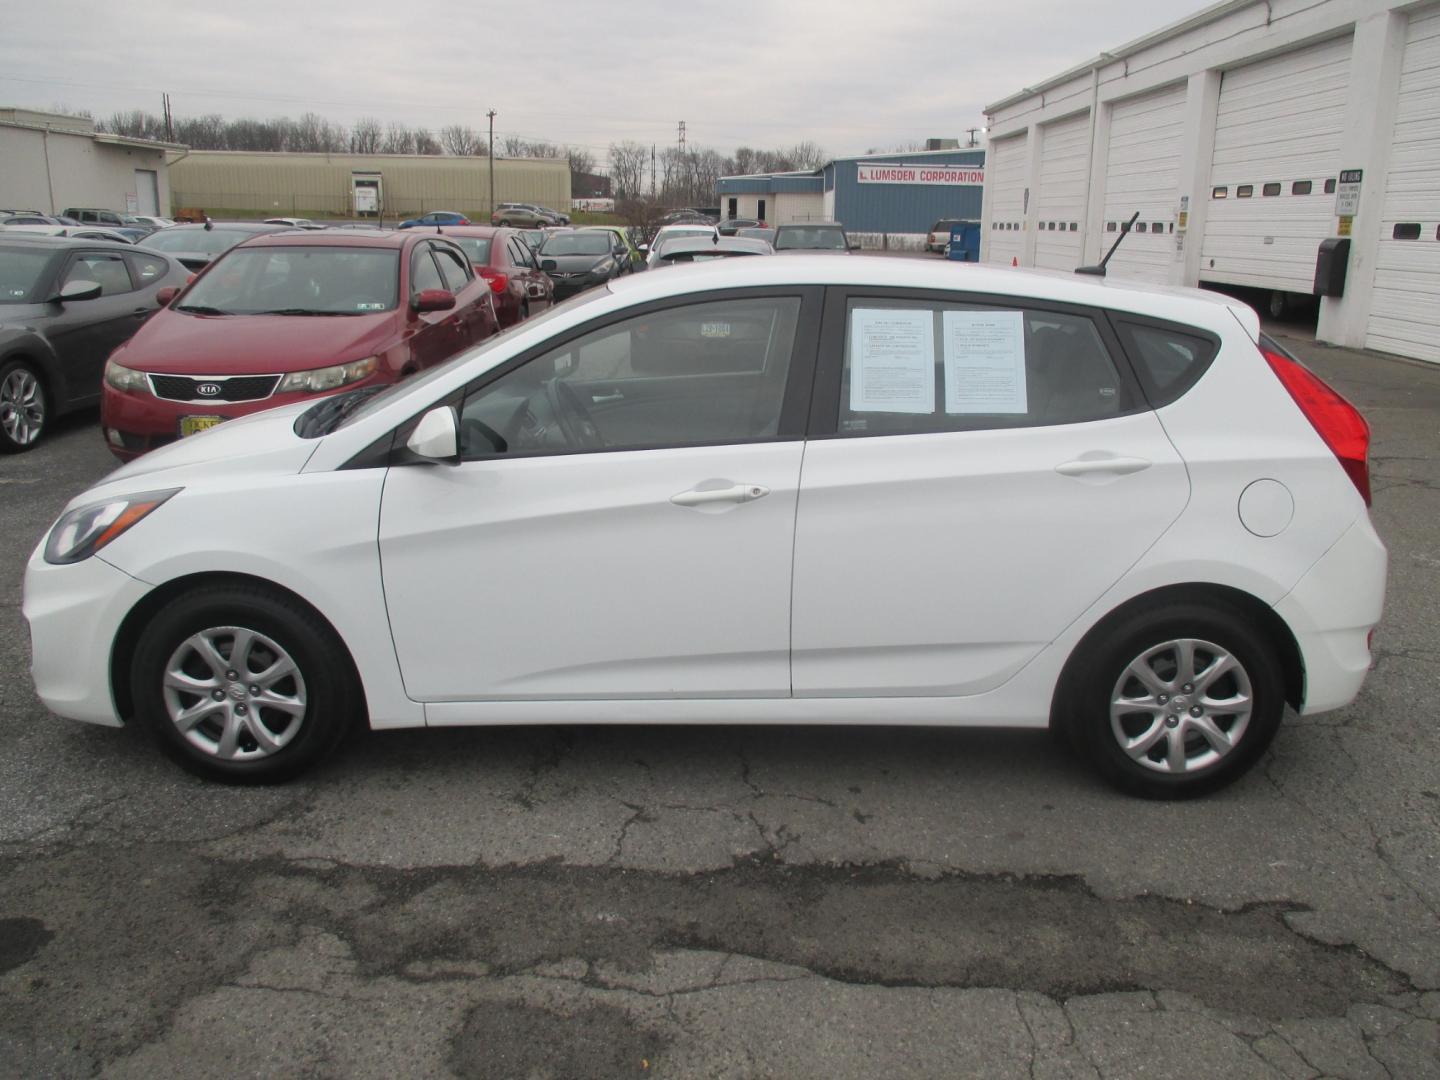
[169,151,570,217]
[832,150,985,233]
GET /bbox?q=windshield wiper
[174,304,232,315]
[294,386,388,438]
[254,308,361,316]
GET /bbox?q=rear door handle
[590,391,624,404]
[1055,455,1152,477]
[670,484,770,507]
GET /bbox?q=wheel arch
[1,345,66,415]
[110,570,368,726]
[1050,582,1305,730]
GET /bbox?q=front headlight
[104,360,150,394]
[277,356,377,395]
[44,488,181,565]
[593,259,615,275]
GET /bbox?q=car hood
[117,309,398,375]
[543,253,611,272]
[82,400,321,499]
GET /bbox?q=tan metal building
[168,150,570,220]
[0,108,179,216]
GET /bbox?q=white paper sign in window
[849,308,935,414]
[943,310,1027,414]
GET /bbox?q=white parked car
[23,257,1385,796]
[645,223,720,267]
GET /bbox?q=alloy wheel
[1109,638,1254,774]
[162,625,308,761]
[0,368,44,447]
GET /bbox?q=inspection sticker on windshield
[355,302,385,311]
[700,321,731,338]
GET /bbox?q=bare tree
[784,141,827,170]
[382,122,417,155]
[351,116,383,154]
[565,145,595,181]
[501,134,528,157]
[608,140,649,200]
[441,124,485,156]
[414,129,442,155]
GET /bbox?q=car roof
[0,233,132,250]
[775,221,844,229]
[239,229,418,248]
[163,222,293,233]
[604,253,1261,338]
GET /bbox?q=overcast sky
[2,0,1208,161]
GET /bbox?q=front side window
[411,247,444,293]
[433,245,472,291]
[179,247,399,314]
[836,299,1130,436]
[458,296,801,459]
[64,252,133,295]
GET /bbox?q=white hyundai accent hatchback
[24,257,1386,797]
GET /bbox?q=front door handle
[670,483,770,507]
[1055,455,1152,477]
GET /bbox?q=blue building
[716,148,985,244]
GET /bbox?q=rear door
[790,288,1190,697]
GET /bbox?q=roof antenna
[1075,211,1138,276]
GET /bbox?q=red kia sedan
[100,230,499,459]
[435,226,554,328]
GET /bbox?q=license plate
[700,321,731,338]
[180,416,224,437]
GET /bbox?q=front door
[378,288,819,701]
[48,250,147,405]
[791,291,1190,696]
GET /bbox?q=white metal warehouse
[981,0,1440,364]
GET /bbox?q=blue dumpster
[947,221,980,262]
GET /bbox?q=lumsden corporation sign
[856,164,985,186]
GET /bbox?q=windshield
[0,248,57,303]
[660,228,714,241]
[177,247,399,315]
[140,228,258,256]
[540,233,611,256]
[451,237,491,265]
[774,227,847,250]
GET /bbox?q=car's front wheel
[1067,601,1284,799]
[131,584,360,783]
[0,359,47,453]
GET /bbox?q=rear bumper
[1274,515,1388,714]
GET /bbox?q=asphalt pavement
[1,331,1437,1079]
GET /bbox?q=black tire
[1065,601,1284,799]
[1267,291,1289,319]
[130,583,361,784]
[0,359,48,453]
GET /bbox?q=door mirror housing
[411,288,456,313]
[54,279,102,303]
[155,285,181,306]
[406,405,460,463]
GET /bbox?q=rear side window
[1113,320,1219,408]
[835,299,1134,436]
[126,251,168,284]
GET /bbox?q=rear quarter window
[1112,319,1220,408]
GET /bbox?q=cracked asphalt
[1,331,1437,1079]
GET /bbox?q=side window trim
[806,286,1145,439]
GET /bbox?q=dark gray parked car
[0,235,189,451]
[137,222,291,272]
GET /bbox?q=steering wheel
[545,378,605,449]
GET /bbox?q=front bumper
[22,548,152,726]
[1274,514,1388,714]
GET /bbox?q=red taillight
[478,268,507,294]
[1262,347,1371,506]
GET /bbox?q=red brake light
[478,268,507,294]
[1262,348,1371,505]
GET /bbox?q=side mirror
[637,244,649,254]
[411,288,456,313]
[55,279,102,303]
[406,405,459,463]
[155,286,181,306]
[541,258,557,272]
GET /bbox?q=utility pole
[677,120,686,152]
[162,93,173,142]
[486,109,497,218]
[651,143,656,198]
[965,127,981,147]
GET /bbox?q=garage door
[983,133,1027,266]
[1102,83,1186,283]
[1032,112,1090,271]
[1366,6,1440,363]
[1201,35,1352,292]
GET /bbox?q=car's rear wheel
[131,584,359,783]
[0,360,47,453]
[1067,602,1284,799]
